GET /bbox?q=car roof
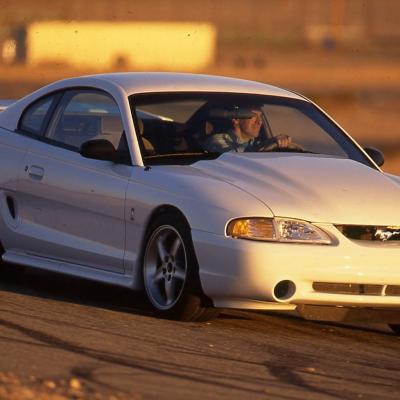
[84,72,303,99]
[0,100,15,112]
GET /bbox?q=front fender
[385,173,400,186]
[127,166,272,235]
[123,166,272,287]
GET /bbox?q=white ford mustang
[0,73,399,331]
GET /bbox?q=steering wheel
[258,141,306,152]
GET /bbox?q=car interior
[136,102,270,157]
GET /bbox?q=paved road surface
[0,264,399,399]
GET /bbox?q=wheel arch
[145,204,190,234]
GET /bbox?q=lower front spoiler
[192,229,400,309]
[297,304,400,324]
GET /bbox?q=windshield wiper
[266,148,316,154]
[144,152,219,160]
[144,152,220,165]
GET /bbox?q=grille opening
[313,282,382,295]
[6,196,16,219]
[336,225,400,241]
[313,282,400,297]
[386,286,400,296]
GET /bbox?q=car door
[17,89,131,273]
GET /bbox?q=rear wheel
[142,213,219,321]
[389,324,400,335]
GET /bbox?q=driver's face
[238,110,262,139]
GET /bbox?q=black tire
[389,324,400,335]
[142,212,219,322]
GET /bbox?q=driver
[203,106,291,153]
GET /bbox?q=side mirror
[80,139,117,162]
[364,146,385,167]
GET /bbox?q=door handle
[27,165,45,180]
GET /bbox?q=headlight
[226,217,331,244]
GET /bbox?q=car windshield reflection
[130,93,373,167]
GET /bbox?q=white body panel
[192,153,400,225]
[15,136,129,273]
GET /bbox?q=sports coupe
[0,73,399,332]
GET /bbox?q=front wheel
[142,213,219,321]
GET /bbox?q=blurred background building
[5,21,216,70]
[0,0,399,68]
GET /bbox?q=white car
[0,73,399,331]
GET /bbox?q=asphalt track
[0,264,399,400]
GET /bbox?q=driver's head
[232,107,262,141]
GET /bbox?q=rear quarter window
[19,95,57,136]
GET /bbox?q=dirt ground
[0,372,131,400]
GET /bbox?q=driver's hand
[275,134,292,148]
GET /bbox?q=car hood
[192,153,400,225]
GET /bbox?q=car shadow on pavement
[219,307,394,337]
[0,262,395,338]
[0,262,153,317]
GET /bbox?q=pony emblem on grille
[374,227,400,241]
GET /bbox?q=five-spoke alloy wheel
[144,225,187,310]
[142,213,218,321]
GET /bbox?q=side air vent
[6,196,16,219]
[386,286,400,296]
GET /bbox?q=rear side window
[19,95,57,136]
[46,90,123,151]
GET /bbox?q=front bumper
[192,224,400,310]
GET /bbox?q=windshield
[130,93,374,167]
